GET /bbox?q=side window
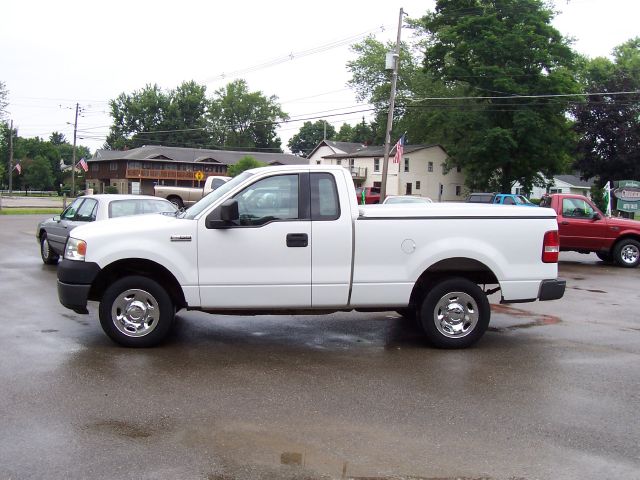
[503,196,515,205]
[75,198,98,221]
[61,198,84,220]
[109,200,139,218]
[311,173,340,221]
[562,198,594,218]
[234,174,299,226]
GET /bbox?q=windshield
[515,195,533,205]
[182,171,254,219]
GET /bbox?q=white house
[307,140,466,202]
[512,174,594,199]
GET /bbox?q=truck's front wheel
[167,196,184,209]
[613,239,640,268]
[99,276,174,347]
[419,277,490,349]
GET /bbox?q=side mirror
[53,215,61,222]
[205,199,239,229]
[592,212,602,220]
[220,199,239,222]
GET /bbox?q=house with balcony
[85,145,307,195]
[307,140,466,201]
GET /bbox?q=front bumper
[538,278,566,301]
[57,260,101,314]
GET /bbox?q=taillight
[542,230,560,263]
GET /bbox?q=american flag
[14,163,22,174]
[392,134,405,164]
[77,158,89,172]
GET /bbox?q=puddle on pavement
[569,286,607,294]
[41,329,58,333]
[489,304,561,332]
[61,312,90,326]
[86,420,153,439]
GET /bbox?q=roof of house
[554,174,594,188]
[323,143,444,159]
[90,145,307,166]
[306,140,368,159]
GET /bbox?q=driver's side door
[197,173,312,309]
[557,197,609,249]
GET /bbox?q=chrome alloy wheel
[111,289,160,337]
[620,244,640,265]
[433,291,479,338]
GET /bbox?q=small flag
[392,134,405,164]
[603,181,611,216]
[77,158,88,172]
[14,163,21,174]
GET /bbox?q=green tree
[49,132,66,145]
[208,79,288,152]
[335,123,354,142]
[226,155,267,176]
[22,155,54,190]
[572,38,640,185]
[288,120,336,156]
[414,0,580,192]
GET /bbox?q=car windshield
[385,196,430,204]
[182,171,254,219]
[515,195,533,205]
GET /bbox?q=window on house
[336,159,342,166]
[110,162,118,171]
[457,166,462,173]
[404,158,409,172]
[374,158,380,172]
[428,162,433,172]
[416,181,421,190]
[91,164,99,172]
[456,185,462,196]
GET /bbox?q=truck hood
[70,213,189,241]
[359,202,556,218]
[605,216,640,231]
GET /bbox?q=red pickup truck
[540,193,640,267]
[355,186,381,204]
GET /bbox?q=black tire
[418,277,490,349]
[168,196,184,210]
[596,251,613,263]
[613,239,640,268]
[99,275,175,347]
[396,307,417,323]
[40,233,59,265]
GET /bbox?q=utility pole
[8,119,13,194]
[71,103,79,197]
[379,7,404,202]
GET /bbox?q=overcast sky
[2,0,639,154]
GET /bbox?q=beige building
[307,140,466,202]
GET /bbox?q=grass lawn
[1,208,62,215]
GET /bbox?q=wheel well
[612,234,640,251]
[88,258,186,309]
[408,257,499,307]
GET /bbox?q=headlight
[64,237,87,261]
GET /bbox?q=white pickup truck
[57,165,565,349]
[153,175,230,208]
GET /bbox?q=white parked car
[382,195,433,204]
[37,194,177,265]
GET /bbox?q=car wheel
[613,239,640,268]
[168,196,184,209]
[40,233,59,265]
[99,275,175,347]
[595,251,613,263]
[419,277,490,349]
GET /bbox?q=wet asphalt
[1,215,639,480]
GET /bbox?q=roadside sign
[195,171,204,181]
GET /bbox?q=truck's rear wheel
[613,239,640,268]
[419,277,490,348]
[99,276,174,347]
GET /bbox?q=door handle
[286,233,308,247]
